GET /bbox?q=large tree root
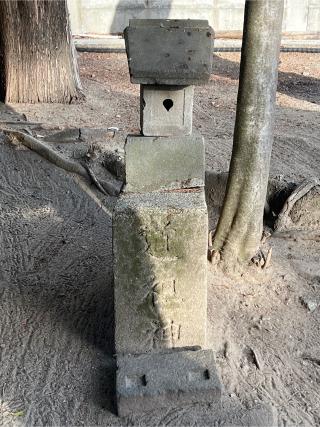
[207,176,320,274]
[274,178,319,231]
[2,129,123,196]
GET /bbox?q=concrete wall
[68,0,320,35]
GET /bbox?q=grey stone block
[116,349,222,417]
[124,133,205,192]
[140,85,193,136]
[124,19,214,85]
[113,191,208,355]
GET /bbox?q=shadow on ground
[0,113,120,424]
[212,54,320,105]
[0,105,278,426]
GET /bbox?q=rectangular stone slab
[113,191,208,355]
[116,349,222,417]
[140,85,194,136]
[124,133,205,192]
[124,19,214,85]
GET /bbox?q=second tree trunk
[212,0,284,267]
[0,0,82,103]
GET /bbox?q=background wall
[67,0,320,36]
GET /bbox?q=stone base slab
[113,190,208,355]
[116,348,222,417]
[124,133,205,193]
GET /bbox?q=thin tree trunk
[212,0,284,267]
[0,0,83,103]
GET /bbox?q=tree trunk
[212,0,284,268]
[0,0,83,103]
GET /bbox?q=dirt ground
[0,51,319,426]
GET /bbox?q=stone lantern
[113,19,221,416]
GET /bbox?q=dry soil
[0,52,319,426]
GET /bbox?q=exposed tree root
[3,128,88,176]
[250,247,272,269]
[275,178,320,231]
[82,163,109,196]
[82,162,122,196]
[262,247,272,270]
[208,174,319,273]
[0,120,42,126]
[72,175,114,218]
[2,129,122,196]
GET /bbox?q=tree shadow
[212,54,320,105]
[0,107,119,421]
[110,0,172,34]
[0,116,213,422]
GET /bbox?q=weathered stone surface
[124,19,214,85]
[113,191,208,355]
[140,85,193,136]
[125,133,205,193]
[116,348,221,417]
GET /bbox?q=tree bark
[212,0,284,267]
[0,0,83,103]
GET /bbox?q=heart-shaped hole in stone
[163,98,174,111]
